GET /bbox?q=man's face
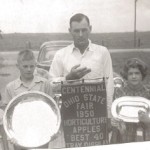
[17,59,36,80]
[69,18,91,49]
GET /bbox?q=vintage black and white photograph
[0,0,150,150]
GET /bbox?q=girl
[113,58,150,143]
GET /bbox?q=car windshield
[38,47,61,63]
[38,41,72,63]
[43,50,57,62]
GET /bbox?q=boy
[4,49,54,149]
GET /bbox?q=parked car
[37,40,73,71]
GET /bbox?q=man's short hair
[17,49,35,63]
[70,13,90,27]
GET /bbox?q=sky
[0,0,150,33]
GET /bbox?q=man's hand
[66,64,91,80]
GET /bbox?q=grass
[0,31,150,51]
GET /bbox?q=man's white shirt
[49,41,114,118]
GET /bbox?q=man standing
[49,13,114,118]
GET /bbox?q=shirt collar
[70,40,93,53]
[126,82,144,92]
[14,76,45,90]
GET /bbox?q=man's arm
[103,48,114,118]
[66,65,91,80]
[43,80,55,98]
[49,52,66,82]
[49,52,91,82]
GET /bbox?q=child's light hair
[17,49,35,63]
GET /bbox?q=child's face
[127,67,142,86]
[17,59,36,80]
